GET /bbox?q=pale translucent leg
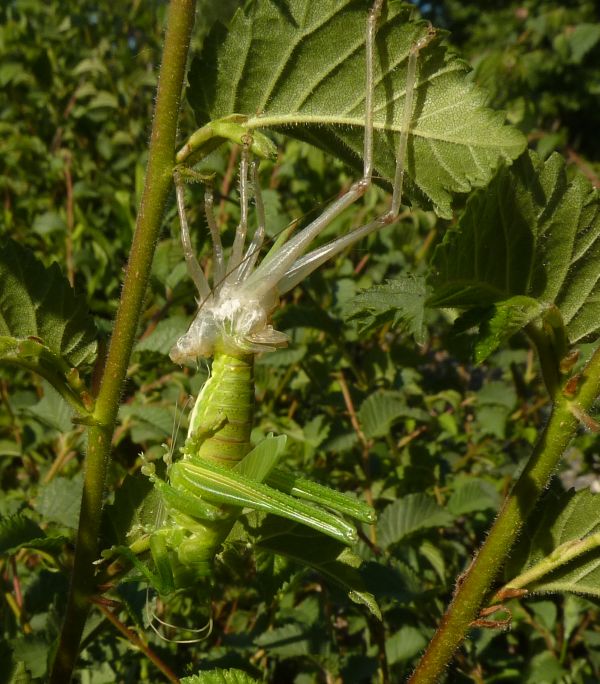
[238,159,266,282]
[174,175,212,301]
[227,141,251,281]
[277,25,436,295]
[204,184,225,289]
[243,0,385,302]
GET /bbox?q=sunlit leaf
[188,0,525,217]
[378,493,453,550]
[430,151,600,350]
[181,669,260,684]
[505,488,600,598]
[345,276,428,343]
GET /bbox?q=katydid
[114,0,436,607]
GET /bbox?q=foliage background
[1,0,599,682]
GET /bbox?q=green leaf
[187,1,525,217]
[385,625,428,665]
[377,493,453,550]
[34,475,83,529]
[430,151,600,346]
[135,315,189,355]
[359,390,429,439]
[0,515,44,555]
[247,516,381,619]
[0,240,96,414]
[181,668,261,684]
[505,488,600,598]
[10,636,48,679]
[447,478,500,516]
[345,276,428,343]
[0,240,97,366]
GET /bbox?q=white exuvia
[170,3,436,363]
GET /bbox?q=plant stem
[408,344,600,684]
[48,2,196,681]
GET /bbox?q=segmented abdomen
[188,351,255,467]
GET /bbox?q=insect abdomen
[190,351,255,467]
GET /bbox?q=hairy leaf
[187,0,525,217]
[181,669,260,684]
[345,276,428,343]
[359,390,429,439]
[378,493,453,550]
[0,240,97,366]
[0,514,66,555]
[430,151,600,354]
[246,515,381,619]
[34,476,83,529]
[505,488,600,598]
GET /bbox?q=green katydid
[111,0,436,615]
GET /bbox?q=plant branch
[408,343,600,684]
[48,2,196,681]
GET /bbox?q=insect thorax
[169,283,288,362]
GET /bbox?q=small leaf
[359,390,429,439]
[248,516,381,619]
[377,493,453,550]
[0,515,44,555]
[181,668,262,684]
[385,625,429,665]
[188,0,525,217]
[505,487,600,598]
[34,475,83,529]
[0,239,97,366]
[135,316,189,355]
[430,151,600,346]
[345,276,428,343]
[447,478,500,516]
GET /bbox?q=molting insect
[111,0,436,608]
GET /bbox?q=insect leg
[204,182,225,287]
[266,467,376,524]
[237,159,266,281]
[227,139,251,280]
[173,172,212,300]
[169,459,359,544]
[276,25,437,294]
[243,3,386,301]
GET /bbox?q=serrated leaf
[181,668,260,684]
[0,515,44,554]
[505,488,600,598]
[377,493,453,550]
[10,636,48,679]
[473,296,546,362]
[345,276,428,343]
[135,315,189,355]
[447,478,500,516]
[34,475,83,529]
[247,516,381,619]
[359,390,429,439]
[188,0,525,217]
[385,625,428,665]
[0,239,97,366]
[430,151,600,346]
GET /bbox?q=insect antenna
[145,588,214,644]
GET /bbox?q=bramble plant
[1,1,600,683]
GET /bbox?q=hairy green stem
[49,2,196,681]
[408,344,600,684]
